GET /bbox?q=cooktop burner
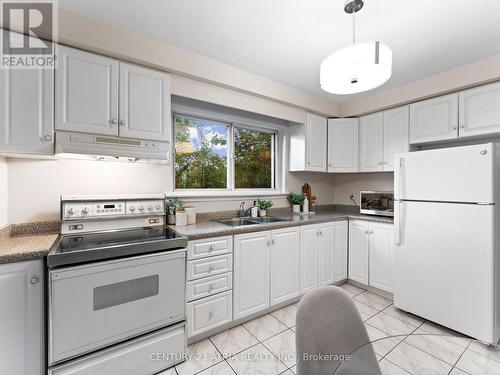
[48,226,187,268]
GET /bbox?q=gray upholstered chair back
[295,286,382,375]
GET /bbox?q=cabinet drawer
[187,291,232,338]
[49,324,185,375]
[186,272,232,302]
[187,254,233,281]
[187,236,232,260]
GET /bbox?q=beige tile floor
[163,283,500,375]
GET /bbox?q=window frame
[172,112,282,195]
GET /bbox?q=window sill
[166,190,288,201]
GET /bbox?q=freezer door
[394,201,496,343]
[394,143,494,203]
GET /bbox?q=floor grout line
[381,357,413,374]
[449,341,472,375]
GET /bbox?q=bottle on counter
[302,196,309,213]
[251,201,258,218]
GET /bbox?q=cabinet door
[459,82,500,138]
[305,113,327,172]
[299,225,319,293]
[348,221,369,285]
[327,118,358,172]
[369,222,394,293]
[0,260,44,375]
[359,112,384,172]
[0,37,53,155]
[317,223,335,286]
[333,220,348,282]
[270,227,300,305]
[383,106,409,171]
[56,45,119,136]
[233,231,271,319]
[119,63,171,142]
[409,94,458,144]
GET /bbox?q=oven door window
[93,275,159,311]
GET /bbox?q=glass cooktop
[48,226,187,267]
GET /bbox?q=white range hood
[55,131,170,163]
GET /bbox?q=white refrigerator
[394,143,500,344]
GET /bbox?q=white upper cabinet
[459,82,500,138]
[383,106,409,171]
[327,118,358,173]
[118,63,171,142]
[0,260,44,375]
[359,112,384,172]
[0,66,54,156]
[269,227,300,305]
[348,220,369,285]
[56,45,119,136]
[305,112,328,172]
[369,222,394,293]
[233,231,271,320]
[409,93,459,144]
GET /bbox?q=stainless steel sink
[217,218,260,226]
[252,217,290,223]
[217,216,291,227]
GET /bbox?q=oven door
[48,250,186,365]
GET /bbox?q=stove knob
[129,206,136,213]
[67,207,75,215]
[81,208,89,215]
[139,206,145,212]
[147,205,153,211]
[155,204,161,210]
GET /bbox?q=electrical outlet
[348,193,354,199]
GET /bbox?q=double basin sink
[217,216,291,227]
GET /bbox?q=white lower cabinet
[186,236,233,338]
[349,220,394,293]
[186,291,232,338]
[369,222,395,293]
[233,231,271,320]
[300,221,348,293]
[270,227,300,305]
[234,227,300,320]
[0,260,44,375]
[348,221,370,285]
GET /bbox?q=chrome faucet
[238,202,246,217]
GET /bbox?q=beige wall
[0,157,7,228]
[331,172,394,206]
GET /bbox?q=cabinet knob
[209,245,215,251]
[119,120,126,126]
[328,163,332,167]
[30,277,39,285]
[110,119,118,125]
[209,265,215,271]
[364,230,369,234]
[209,312,215,319]
[271,239,276,245]
[460,124,465,129]
[451,125,457,130]
[208,284,214,291]
[43,135,52,142]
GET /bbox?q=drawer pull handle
[209,284,214,291]
[209,245,215,251]
[209,312,215,319]
[30,277,39,285]
[209,265,215,271]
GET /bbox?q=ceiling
[58,0,500,104]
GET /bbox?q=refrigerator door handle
[395,200,402,246]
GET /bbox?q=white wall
[331,172,394,206]
[0,157,7,228]
[6,158,339,224]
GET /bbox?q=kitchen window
[174,114,278,192]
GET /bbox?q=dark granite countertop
[169,207,393,240]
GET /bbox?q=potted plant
[256,199,273,217]
[166,198,184,225]
[288,192,305,213]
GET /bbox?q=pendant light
[320,0,392,95]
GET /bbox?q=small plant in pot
[166,198,184,225]
[287,192,305,213]
[256,199,273,217]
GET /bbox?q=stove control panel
[62,199,165,220]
